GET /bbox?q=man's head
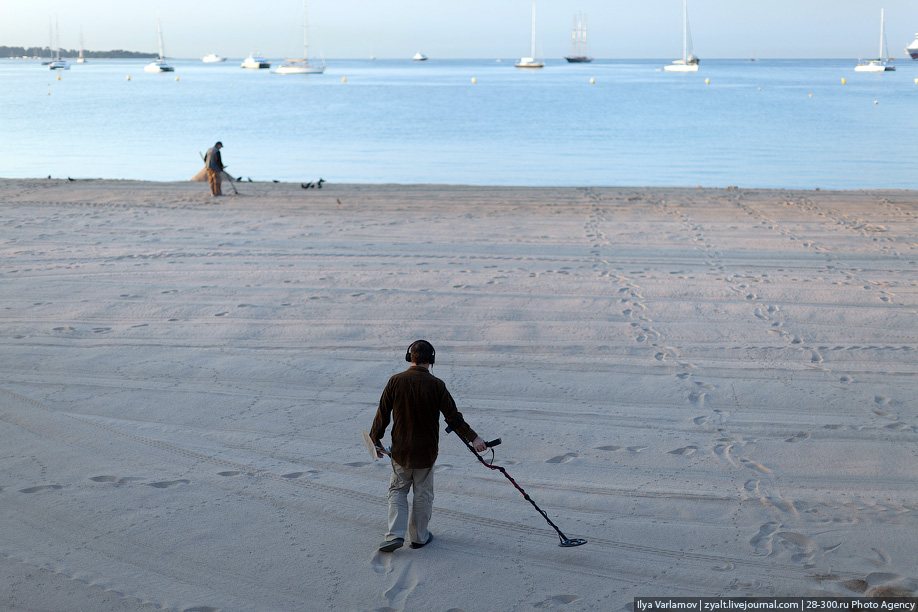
[215,141,223,149]
[405,340,435,365]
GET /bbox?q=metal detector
[446,424,587,548]
[199,151,239,195]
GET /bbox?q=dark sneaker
[410,533,433,549]
[378,538,404,552]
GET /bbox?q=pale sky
[2,0,917,60]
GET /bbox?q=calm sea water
[1,58,917,189]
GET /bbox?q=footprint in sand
[534,595,582,608]
[90,475,139,485]
[546,452,579,464]
[217,471,244,477]
[18,484,63,494]
[148,479,190,489]
[595,445,625,452]
[750,522,781,555]
[775,531,818,566]
[784,432,811,443]
[668,445,699,456]
[740,458,772,474]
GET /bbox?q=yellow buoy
[914,78,918,84]
[589,77,595,84]
[841,77,846,84]
[175,76,179,82]
[56,74,61,80]
[126,75,131,81]
[809,93,813,98]
[342,76,347,83]
[704,78,710,84]
[471,77,477,84]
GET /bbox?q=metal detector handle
[444,425,500,450]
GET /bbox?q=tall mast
[303,0,309,60]
[878,8,884,59]
[530,2,537,59]
[682,0,688,62]
[156,16,165,60]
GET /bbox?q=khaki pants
[385,459,434,544]
[206,168,222,196]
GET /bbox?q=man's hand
[471,436,487,452]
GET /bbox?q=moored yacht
[144,16,174,72]
[515,2,544,68]
[242,53,271,69]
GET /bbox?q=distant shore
[1,45,155,59]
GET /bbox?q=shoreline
[4,176,917,195]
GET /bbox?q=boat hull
[854,60,895,72]
[564,56,593,63]
[144,61,174,73]
[664,63,698,72]
[49,61,70,70]
[276,63,325,74]
[242,56,271,69]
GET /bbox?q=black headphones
[405,340,435,365]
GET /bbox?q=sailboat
[202,53,226,63]
[144,16,174,72]
[664,0,699,72]
[77,28,86,63]
[515,2,544,68]
[564,13,593,63]
[276,0,325,74]
[855,9,895,72]
[48,17,69,70]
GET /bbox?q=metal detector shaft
[446,425,586,547]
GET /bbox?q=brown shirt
[370,366,478,469]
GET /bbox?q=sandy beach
[1,178,916,611]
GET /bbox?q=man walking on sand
[370,340,487,553]
[204,141,224,197]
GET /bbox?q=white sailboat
[202,53,226,63]
[515,2,544,68]
[144,16,174,72]
[77,28,86,63]
[276,0,325,74]
[855,9,895,72]
[664,0,699,72]
[48,17,70,70]
[412,52,428,61]
[564,13,593,63]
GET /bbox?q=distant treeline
[2,46,156,59]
